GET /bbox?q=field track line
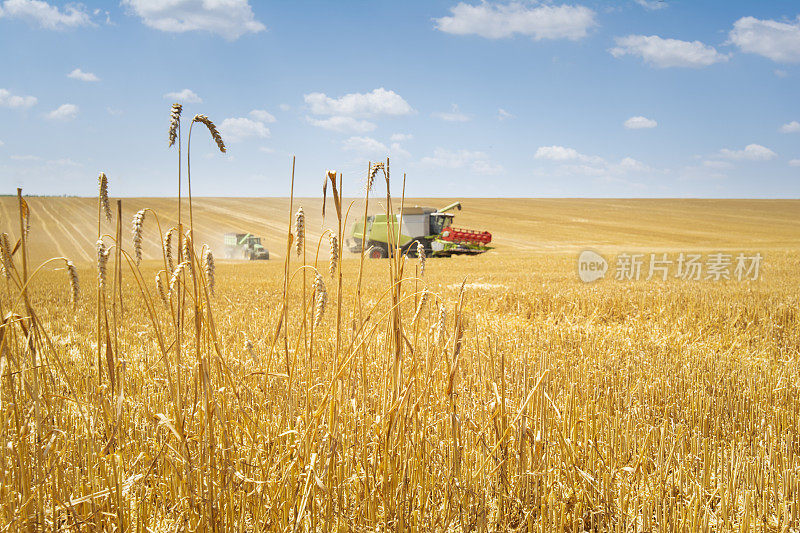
[36,200,93,262]
[28,199,70,259]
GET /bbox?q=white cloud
[249,109,276,123]
[307,116,376,134]
[434,2,596,41]
[421,148,503,175]
[534,145,602,163]
[304,87,413,118]
[432,104,470,122]
[498,108,513,120]
[67,68,99,82]
[342,136,388,155]
[46,103,78,120]
[703,160,734,170]
[0,88,37,109]
[775,69,788,78]
[121,0,265,40]
[0,140,4,146]
[789,159,800,167]
[610,34,728,68]
[10,154,41,161]
[535,145,655,181]
[534,145,578,160]
[220,117,270,142]
[164,88,201,103]
[390,142,411,159]
[106,107,123,116]
[0,0,93,29]
[634,0,667,10]
[718,144,777,161]
[624,116,657,129]
[390,133,413,142]
[729,16,800,63]
[279,103,290,111]
[780,121,800,133]
[617,157,650,172]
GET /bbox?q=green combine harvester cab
[224,232,270,260]
[348,201,492,258]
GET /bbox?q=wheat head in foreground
[64,259,79,306]
[131,209,146,265]
[169,103,182,147]
[96,239,108,291]
[295,207,305,256]
[313,272,327,328]
[98,172,111,221]
[329,233,338,278]
[204,247,215,295]
[192,114,226,153]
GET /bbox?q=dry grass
[0,110,799,530]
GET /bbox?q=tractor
[347,201,492,258]
[224,232,270,260]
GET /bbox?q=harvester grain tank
[348,201,492,258]
[224,232,270,260]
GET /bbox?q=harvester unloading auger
[348,201,492,258]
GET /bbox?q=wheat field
[1,117,799,531]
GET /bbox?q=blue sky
[0,0,799,198]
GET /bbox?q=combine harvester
[223,232,270,260]
[348,201,492,258]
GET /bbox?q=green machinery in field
[347,201,492,258]
[223,232,270,260]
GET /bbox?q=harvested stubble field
[2,188,800,531]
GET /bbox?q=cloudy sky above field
[0,0,799,197]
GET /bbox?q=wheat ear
[329,233,338,278]
[164,228,175,272]
[0,233,12,279]
[169,103,182,147]
[313,273,328,328]
[192,114,226,153]
[131,209,146,265]
[203,247,215,295]
[295,207,305,257]
[156,270,169,307]
[98,172,112,221]
[65,259,79,306]
[96,239,109,291]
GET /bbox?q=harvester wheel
[368,244,387,259]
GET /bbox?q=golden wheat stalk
[98,172,112,222]
[0,233,11,279]
[96,239,109,291]
[64,259,79,306]
[164,228,175,272]
[313,273,327,328]
[156,270,169,307]
[434,303,446,344]
[192,114,226,153]
[329,233,338,278]
[367,162,384,192]
[169,261,190,296]
[411,290,428,327]
[169,103,182,147]
[295,207,305,257]
[20,197,30,238]
[203,247,215,295]
[417,242,426,277]
[131,209,146,265]
[182,231,192,263]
